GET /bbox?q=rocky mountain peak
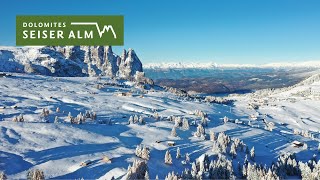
[0,46,143,78]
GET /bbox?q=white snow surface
[0,73,319,179]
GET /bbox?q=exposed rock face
[0,46,143,78]
[119,48,143,78]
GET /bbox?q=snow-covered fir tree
[176,147,181,159]
[165,171,179,180]
[250,146,255,160]
[194,124,205,138]
[165,150,173,164]
[191,162,198,178]
[91,112,97,120]
[139,116,145,125]
[144,170,149,180]
[182,118,189,130]
[210,130,215,141]
[223,116,229,124]
[246,146,250,154]
[186,153,190,163]
[171,126,177,137]
[135,145,142,157]
[141,145,150,160]
[133,115,139,123]
[129,115,134,124]
[201,117,208,127]
[230,143,237,159]
[54,116,59,123]
[174,116,182,127]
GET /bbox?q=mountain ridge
[0,46,143,78]
[144,61,320,69]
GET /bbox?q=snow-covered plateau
[0,46,320,180]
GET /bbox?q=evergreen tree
[230,143,237,159]
[250,147,255,161]
[165,150,173,164]
[139,116,145,125]
[134,115,139,123]
[176,147,181,159]
[171,127,177,137]
[201,117,207,127]
[141,145,150,160]
[91,112,97,120]
[54,116,59,123]
[210,130,215,141]
[182,118,189,130]
[135,145,142,157]
[191,162,198,178]
[129,115,134,124]
[223,116,228,124]
[186,153,190,163]
[144,170,149,180]
[194,124,205,138]
[246,146,250,154]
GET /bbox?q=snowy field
[0,73,319,179]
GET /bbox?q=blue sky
[1,0,320,64]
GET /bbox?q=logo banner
[16,15,124,46]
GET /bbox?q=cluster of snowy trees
[153,112,160,121]
[194,124,206,139]
[12,114,24,122]
[167,116,190,130]
[241,152,320,179]
[164,86,188,97]
[293,129,318,140]
[126,160,149,180]
[40,108,50,122]
[164,153,235,179]
[299,159,320,180]
[135,144,150,160]
[204,96,233,104]
[160,149,320,180]
[134,71,154,85]
[66,110,97,124]
[194,110,207,119]
[128,115,145,125]
[27,169,45,180]
[210,131,255,161]
[242,162,279,180]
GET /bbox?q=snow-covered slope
[0,73,319,179]
[0,46,143,77]
[232,73,320,133]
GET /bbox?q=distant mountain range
[0,46,143,77]
[144,61,320,69]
